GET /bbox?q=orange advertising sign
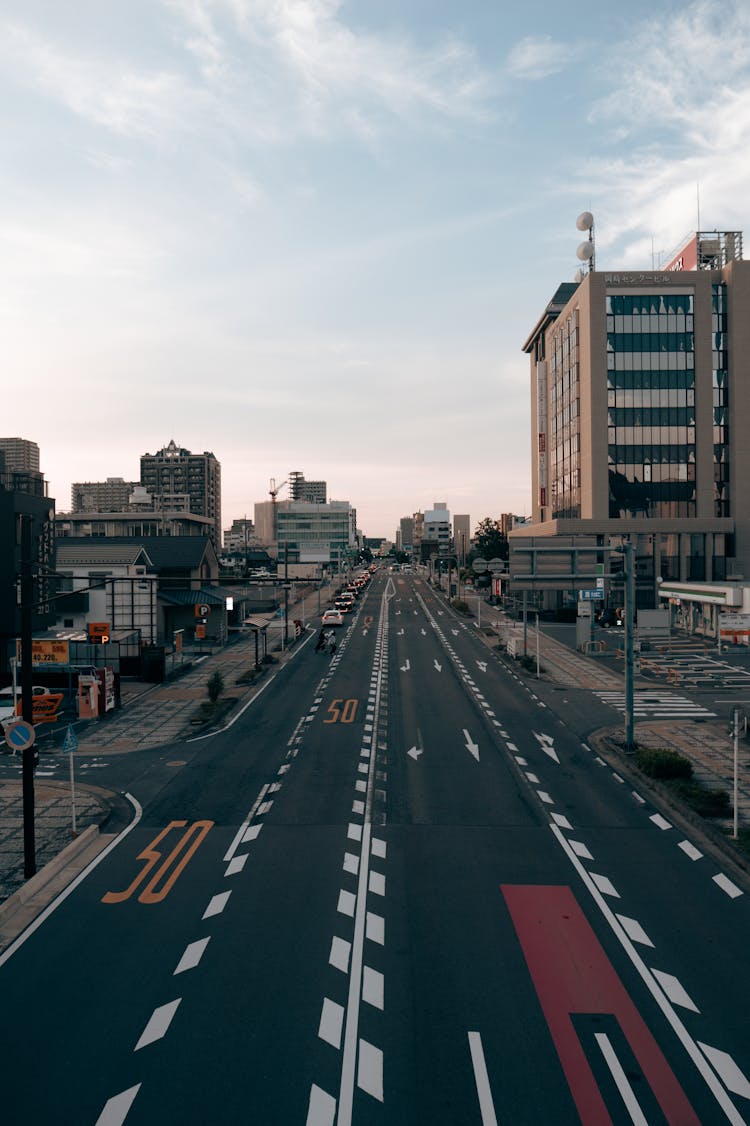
[88,622,111,643]
[195,624,206,640]
[15,639,71,665]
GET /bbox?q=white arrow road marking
[400,659,411,672]
[434,660,442,672]
[463,729,480,761]
[421,628,427,636]
[533,732,560,763]
[437,610,444,615]
[362,629,368,636]
[407,746,422,760]
[397,628,405,635]
[476,661,487,673]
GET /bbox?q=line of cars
[321,570,373,628]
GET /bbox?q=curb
[0,824,99,921]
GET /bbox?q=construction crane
[269,477,288,504]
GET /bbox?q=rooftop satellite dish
[576,211,594,232]
[576,240,595,261]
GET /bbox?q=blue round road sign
[4,719,36,751]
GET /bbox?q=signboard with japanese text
[15,639,71,665]
[88,622,111,643]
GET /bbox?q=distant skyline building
[140,440,221,549]
[453,514,471,561]
[0,437,40,474]
[289,470,327,504]
[397,516,414,553]
[422,503,451,558]
[71,477,138,513]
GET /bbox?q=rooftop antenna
[696,182,701,231]
[575,211,595,272]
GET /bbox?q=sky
[3,0,750,540]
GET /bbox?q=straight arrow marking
[434,660,442,672]
[534,732,560,763]
[400,659,410,672]
[462,729,480,761]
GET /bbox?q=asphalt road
[1,573,748,1125]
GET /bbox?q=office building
[511,228,750,620]
[0,465,55,676]
[275,501,355,567]
[397,517,415,553]
[453,514,471,562]
[140,440,221,549]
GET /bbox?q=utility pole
[283,542,289,646]
[20,513,36,877]
[623,540,636,754]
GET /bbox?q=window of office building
[549,309,581,518]
[606,292,696,518]
[712,284,730,516]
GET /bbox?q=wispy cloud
[581,0,750,260]
[506,35,577,81]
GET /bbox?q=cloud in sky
[506,34,578,81]
[2,0,750,536]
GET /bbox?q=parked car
[322,609,344,627]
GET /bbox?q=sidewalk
[0,587,323,919]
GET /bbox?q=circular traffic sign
[472,559,488,573]
[4,719,36,752]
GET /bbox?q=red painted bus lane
[502,884,700,1125]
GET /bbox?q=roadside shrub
[670,780,731,818]
[451,599,470,614]
[634,747,693,780]
[206,670,224,703]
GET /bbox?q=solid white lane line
[697,1043,750,1099]
[202,891,231,919]
[650,813,672,831]
[135,999,181,1051]
[362,966,384,1009]
[329,937,351,973]
[95,1084,142,1126]
[615,915,654,948]
[366,912,385,945]
[357,1039,384,1101]
[174,937,210,975]
[319,998,345,1049]
[551,813,573,830]
[225,854,248,877]
[589,873,620,898]
[713,873,743,899]
[568,840,593,860]
[651,969,699,1012]
[678,840,703,861]
[468,1031,498,1126]
[595,1033,648,1125]
[343,852,360,875]
[551,825,746,1125]
[306,1084,336,1126]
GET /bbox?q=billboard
[15,639,70,665]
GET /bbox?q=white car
[321,609,344,627]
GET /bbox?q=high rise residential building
[140,440,221,548]
[0,437,40,474]
[223,518,255,553]
[0,464,55,676]
[511,229,750,617]
[71,478,138,512]
[423,504,451,556]
[453,514,471,561]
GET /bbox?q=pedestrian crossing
[595,690,716,719]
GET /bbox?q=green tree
[473,517,508,561]
[207,670,224,703]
